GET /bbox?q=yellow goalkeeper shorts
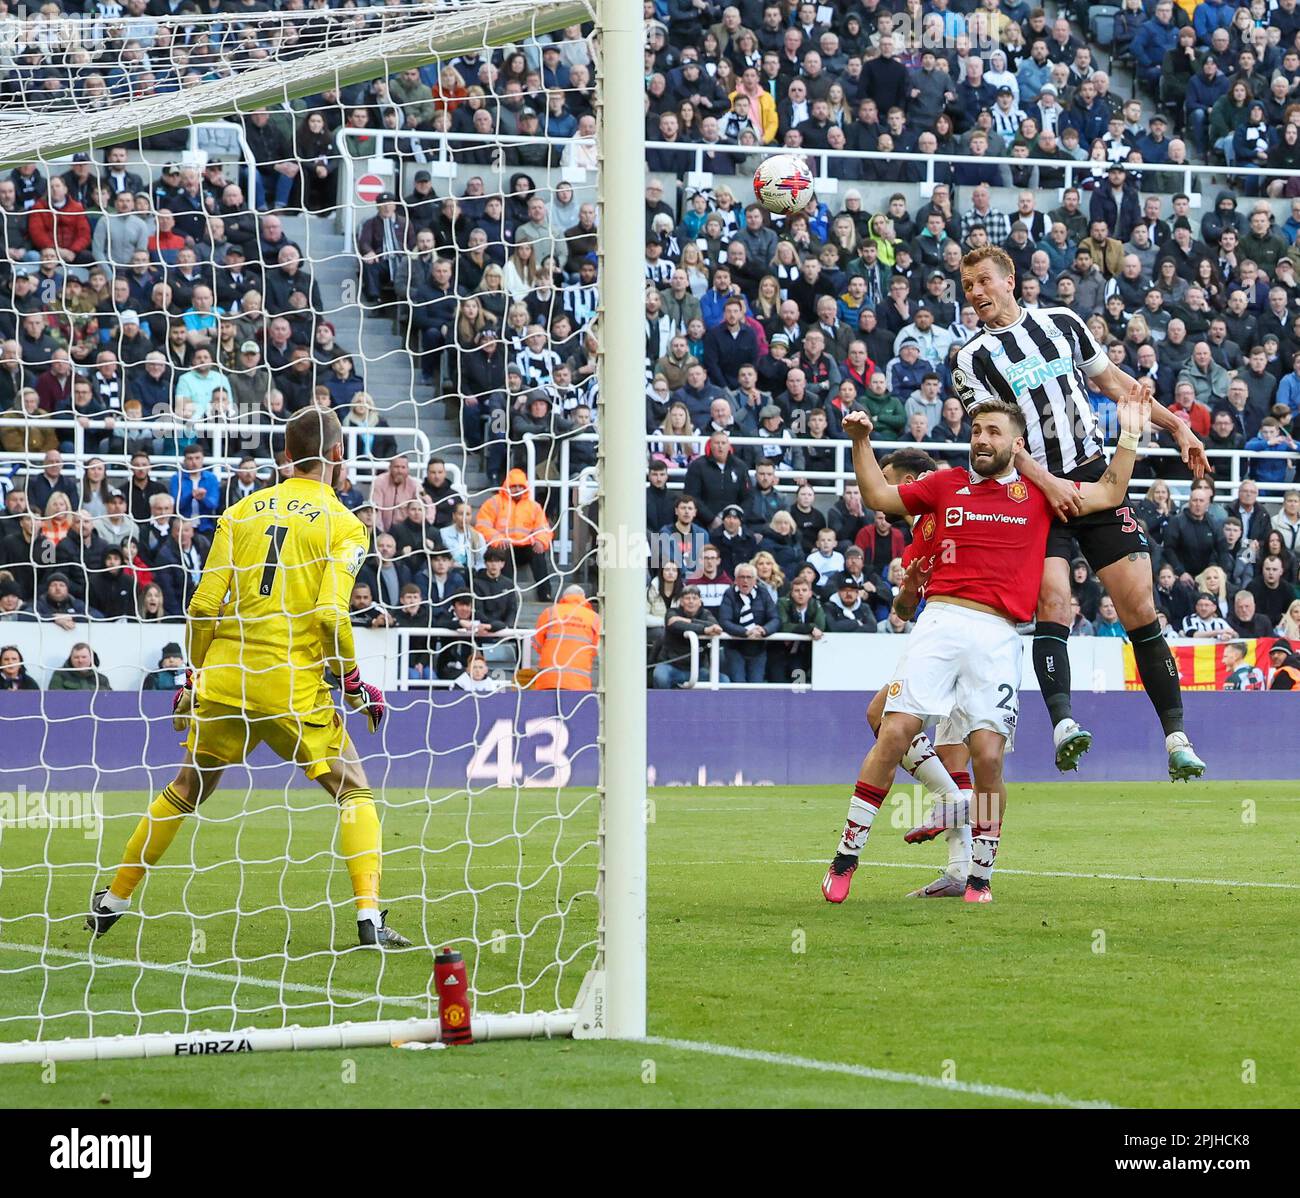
[186,698,348,781]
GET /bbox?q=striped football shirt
[951,305,1107,475]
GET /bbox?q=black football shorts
[1045,455,1151,572]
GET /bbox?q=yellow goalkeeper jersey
[188,476,368,718]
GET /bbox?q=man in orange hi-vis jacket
[473,467,554,601]
[533,586,600,690]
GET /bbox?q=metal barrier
[392,626,534,690]
[679,628,813,691]
[337,126,1300,244]
[0,416,445,494]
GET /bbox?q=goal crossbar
[0,0,593,171]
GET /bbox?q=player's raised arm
[1090,361,1209,478]
[1076,383,1151,516]
[844,411,910,517]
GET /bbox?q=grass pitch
[1,781,1297,1108]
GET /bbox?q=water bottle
[434,947,473,1045]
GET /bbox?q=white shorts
[883,601,1022,750]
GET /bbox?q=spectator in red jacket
[26,176,92,265]
[855,508,906,575]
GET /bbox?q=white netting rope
[0,1,603,1053]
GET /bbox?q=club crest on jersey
[920,514,936,541]
[887,681,903,698]
[1006,481,1028,503]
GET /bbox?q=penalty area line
[641,1036,1118,1109]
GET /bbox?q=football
[752,153,815,215]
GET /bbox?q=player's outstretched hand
[841,410,874,441]
[171,668,195,733]
[1117,379,1153,440]
[342,667,385,734]
[901,554,933,593]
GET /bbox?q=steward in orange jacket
[532,587,599,690]
[475,468,555,600]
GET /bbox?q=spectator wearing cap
[506,107,557,168]
[717,561,780,683]
[142,642,187,691]
[355,192,415,304]
[115,308,155,368]
[92,189,149,269]
[753,404,803,473]
[1136,115,1171,166]
[709,504,756,578]
[1266,638,1300,690]
[824,575,877,632]
[1090,164,1141,244]
[36,571,94,627]
[94,486,138,550]
[403,170,439,231]
[889,339,929,401]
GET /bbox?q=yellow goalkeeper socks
[108,784,197,902]
[338,788,382,916]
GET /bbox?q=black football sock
[1033,621,1073,727]
[1129,619,1185,736]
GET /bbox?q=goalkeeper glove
[171,668,195,732]
[341,667,385,734]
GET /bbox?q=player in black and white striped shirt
[952,246,1207,782]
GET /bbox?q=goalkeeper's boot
[1053,718,1093,773]
[906,871,967,898]
[85,889,126,937]
[963,877,993,904]
[821,853,859,903]
[1166,732,1206,782]
[358,909,411,949]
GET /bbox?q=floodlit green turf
[2,782,1297,1108]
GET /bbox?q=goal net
[0,0,646,1064]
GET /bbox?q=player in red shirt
[823,390,1150,904]
[857,452,977,898]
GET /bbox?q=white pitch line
[654,859,1300,891]
[791,860,1300,891]
[641,1036,1117,1109]
[0,941,429,1011]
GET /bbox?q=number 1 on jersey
[260,524,288,596]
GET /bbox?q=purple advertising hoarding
[0,690,1293,789]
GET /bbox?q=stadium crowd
[0,1,1298,690]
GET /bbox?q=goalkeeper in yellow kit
[87,408,410,948]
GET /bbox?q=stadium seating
[0,1,1298,693]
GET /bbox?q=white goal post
[0,0,645,1062]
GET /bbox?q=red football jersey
[902,510,940,572]
[897,468,1054,623]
